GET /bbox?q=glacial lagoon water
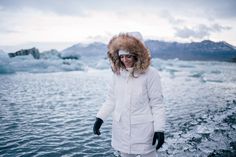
[0,59,236,157]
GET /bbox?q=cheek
[129,59,135,64]
[120,59,125,63]
[120,58,135,64]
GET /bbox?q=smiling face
[119,54,135,68]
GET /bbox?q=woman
[93,33,165,157]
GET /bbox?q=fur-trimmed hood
[107,33,151,75]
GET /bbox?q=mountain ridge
[4,40,236,62]
[144,39,236,61]
[61,39,236,62]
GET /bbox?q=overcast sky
[0,0,236,52]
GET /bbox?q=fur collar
[107,33,151,75]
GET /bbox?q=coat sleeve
[96,75,116,121]
[147,68,166,132]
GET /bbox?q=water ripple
[0,63,236,156]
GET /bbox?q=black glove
[152,132,164,150]
[93,117,103,135]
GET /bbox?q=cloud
[0,0,142,16]
[201,0,236,19]
[174,24,232,39]
[0,0,236,19]
[211,24,231,32]
[0,0,235,47]
[160,11,184,25]
[0,0,88,16]
[0,27,19,34]
[175,27,209,39]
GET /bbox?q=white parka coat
[96,33,165,154]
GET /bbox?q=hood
[107,33,151,75]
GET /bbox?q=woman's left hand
[152,132,164,150]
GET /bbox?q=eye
[119,55,124,58]
[126,55,133,58]
[119,55,133,59]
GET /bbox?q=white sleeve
[147,69,166,132]
[96,75,116,121]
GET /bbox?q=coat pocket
[131,114,153,124]
[112,112,121,122]
[131,119,154,144]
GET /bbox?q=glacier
[0,50,104,74]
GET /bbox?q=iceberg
[0,50,15,74]
[0,49,86,74]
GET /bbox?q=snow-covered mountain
[145,40,236,61]
[61,42,107,58]
[60,40,236,61]
[3,40,236,62]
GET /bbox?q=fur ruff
[107,33,151,75]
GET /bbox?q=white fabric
[127,32,145,45]
[120,150,157,157]
[96,67,165,154]
[126,67,133,73]
[119,50,130,56]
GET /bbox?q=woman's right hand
[93,117,103,135]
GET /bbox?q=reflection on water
[0,60,235,157]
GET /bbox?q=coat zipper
[127,75,132,154]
